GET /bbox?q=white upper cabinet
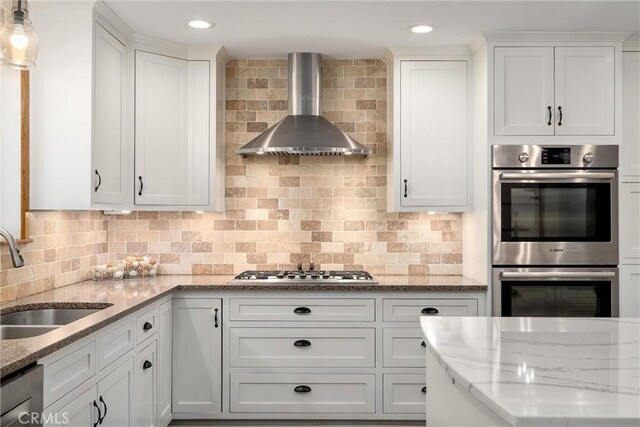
[92,23,127,206]
[29,2,225,212]
[29,3,95,210]
[494,47,555,135]
[134,52,210,206]
[493,44,618,138]
[554,47,615,135]
[389,58,470,212]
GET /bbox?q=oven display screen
[541,147,571,164]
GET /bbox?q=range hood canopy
[236,52,370,156]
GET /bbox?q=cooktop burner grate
[233,270,376,283]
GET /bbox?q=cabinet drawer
[229,298,374,322]
[98,319,135,371]
[383,298,477,322]
[383,374,426,414]
[230,373,375,413]
[229,328,375,368]
[44,341,96,407]
[383,328,425,368]
[136,306,158,345]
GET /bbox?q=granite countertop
[421,316,640,427]
[0,274,485,377]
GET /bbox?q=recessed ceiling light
[187,19,214,29]
[408,24,436,34]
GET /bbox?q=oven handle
[498,172,615,181]
[500,271,616,280]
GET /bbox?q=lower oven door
[492,267,619,317]
[492,169,618,265]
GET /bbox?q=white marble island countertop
[421,317,640,427]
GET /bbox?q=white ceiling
[104,0,640,58]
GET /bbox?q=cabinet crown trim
[482,31,633,43]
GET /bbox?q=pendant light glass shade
[0,0,38,70]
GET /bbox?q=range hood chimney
[236,52,370,156]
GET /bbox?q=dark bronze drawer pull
[294,339,311,347]
[421,307,439,315]
[143,360,153,370]
[294,385,312,393]
[143,321,153,331]
[421,341,426,347]
[421,386,427,393]
[293,307,311,314]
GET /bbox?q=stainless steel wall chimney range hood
[235,53,370,156]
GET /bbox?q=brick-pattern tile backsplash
[0,211,108,302]
[108,59,463,276]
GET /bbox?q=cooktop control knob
[583,152,594,164]
[518,152,529,163]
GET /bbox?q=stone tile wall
[107,59,463,276]
[0,211,108,302]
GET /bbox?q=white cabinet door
[134,51,210,206]
[97,357,133,427]
[622,52,640,177]
[554,47,615,135]
[92,22,126,206]
[133,340,157,427]
[400,60,469,210]
[186,61,211,205]
[44,383,98,427]
[157,301,172,426]
[494,47,555,136]
[172,298,222,415]
[620,265,640,317]
[620,182,640,262]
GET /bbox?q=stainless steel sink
[0,326,59,340]
[0,308,105,326]
[0,306,110,340]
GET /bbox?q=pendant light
[0,0,38,69]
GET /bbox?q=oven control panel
[541,147,571,164]
[492,145,618,169]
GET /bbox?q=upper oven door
[493,169,618,265]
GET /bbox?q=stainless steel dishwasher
[1,364,44,426]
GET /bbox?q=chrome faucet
[0,227,25,268]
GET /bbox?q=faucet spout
[0,227,25,268]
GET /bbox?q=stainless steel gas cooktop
[230,269,377,284]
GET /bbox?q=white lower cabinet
[229,373,376,414]
[228,327,375,368]
[620,265,640,318]
[45,356,135,427]
[40,298,171,427]
[98,357,134,427]
[382,328,426,368]
[156,301,173,426]
[39,290,484,425]
[133,340,157,427]
[383,374,427,414]
[44,383,98,427]
[172,298,222,415]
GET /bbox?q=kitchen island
[421,317,640,427]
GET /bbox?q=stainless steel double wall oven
[492,145,619,317]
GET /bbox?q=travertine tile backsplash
[0,211,108,302]
[107,59,463,276]
[0,58,462,304]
